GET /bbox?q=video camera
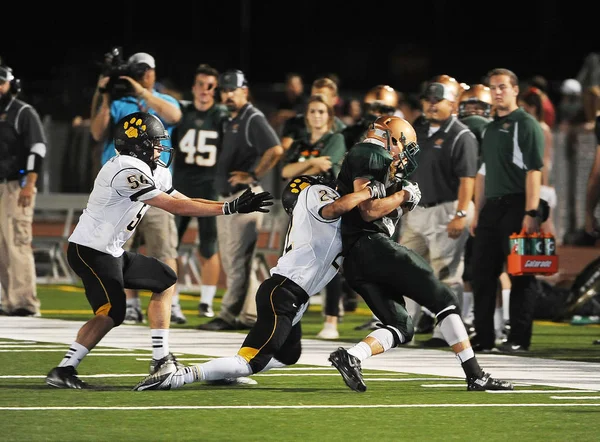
[98,47,138,100]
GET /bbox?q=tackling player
[132,174,386,390]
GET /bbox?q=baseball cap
[560,78,582,95]
[0,65,15,82]
[422,82,458,102]
[127,52,156,69]
[219,70,248,90]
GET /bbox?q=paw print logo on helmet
[281,175,333,216]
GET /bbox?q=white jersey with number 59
[271,184,343,297]
[68,155,175,257]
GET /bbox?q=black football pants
[343,233,458,343]
[471,194,538,349]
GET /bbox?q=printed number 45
[179,129,218,167]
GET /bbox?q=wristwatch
[456,210,467,218]
[525,209,540,218]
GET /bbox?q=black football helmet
[281,175,334,216]
[114,112,173,169]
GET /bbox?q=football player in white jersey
[132,174,386,390]
[45,112,273,389]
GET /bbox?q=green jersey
[480,107,544,198]
[337,141,399,247]
[171,102,229,193]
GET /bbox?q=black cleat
[467,372,513,391]
[328,347,367,393]
[45,366,88,389]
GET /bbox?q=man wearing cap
[400,74,479,348]
[90,51,183,324]
[198,69,284,331]
[0,64,46,316]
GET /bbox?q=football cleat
[149,352,183,374]
[198,303,215,318]
[170,304,187,324]
[134,356,181,391]
[328,347,367,393]
[45,366,88,389]
[123,306,145,324]
[467,372,514,391]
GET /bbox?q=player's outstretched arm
[144,189,274,217]
[321,181,384,220]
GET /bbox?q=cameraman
[89,51,183,324]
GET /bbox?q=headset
[0,65,22,96]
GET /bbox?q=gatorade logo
[524,260,552,268]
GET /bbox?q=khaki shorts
[124,206,178,260]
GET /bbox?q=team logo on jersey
[502,122,511,130]
[434,138,444,148]
[288,177,311,194]
[123,117,146,139]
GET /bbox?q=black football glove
[367,180,386,199]
[223,188,274,215]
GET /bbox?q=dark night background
[2,1,596,121]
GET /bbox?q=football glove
[367,180,386,199]
[223,188,274,215]
[401,180,421,211]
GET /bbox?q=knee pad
[199,242,217,260]
[380,320,414,346]
[436,304,460,323]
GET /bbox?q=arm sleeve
[452,131,479,178]
[519,118,545,170]
[247,113,282,156]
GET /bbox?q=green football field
[1,285,599,442]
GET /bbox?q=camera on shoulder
[97,47,139,100]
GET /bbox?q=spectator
[401,75,479,348]
[340,97,362,126]
[281,77,346,152]
[528,75,556,129]
[280,94,347,339]
[45,112,273,389]
[0,64,46,317]
[171,64,229,320]
[131,175,382,391]
[89,51,183,325]
[397,92,425,126]
[470,68,545,354]
[575,52,600,131]
[557,78,584,131]
[198,69,284,331]
[329,115,512,393]
[584,114,600,240]
[269,72,307,135]
[519,87,557,237]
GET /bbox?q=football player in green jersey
[171,64,230,320]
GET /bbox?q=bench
[33,193,89,284]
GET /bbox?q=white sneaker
[198,303,215,318]
[134,354,180,391]
[170,304,187,324]
[205,377,257,386]
[316,327,339,340]
[123,306,144,324]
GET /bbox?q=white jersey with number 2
[271,184,343,298]
[69,155,175,257]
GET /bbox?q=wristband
[525,209,539,218]
[249,171,258,182]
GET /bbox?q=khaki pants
[216,186,264,327]
[0,180,40,314]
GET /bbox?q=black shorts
[237,274,309,373]
[67,243,177,315]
